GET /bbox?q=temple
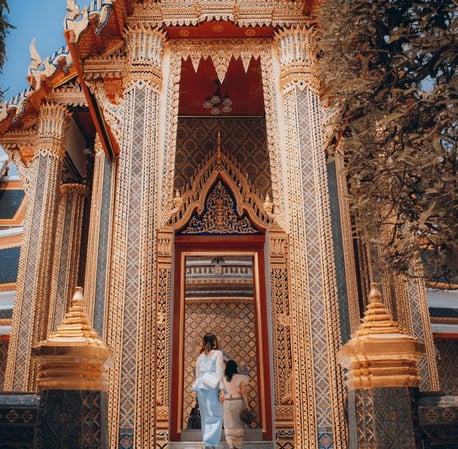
[0,1,456,449]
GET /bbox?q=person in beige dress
[221,360,249,449]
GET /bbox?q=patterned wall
[436,338,458,394]
[175,117,271,197]
[0,339,8,390]
[93,157,113,335]
[327,160,351,344]
[0,189,24,219]
[183,300,258,429]
[0,247,20,284]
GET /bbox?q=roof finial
[29,38,42,70]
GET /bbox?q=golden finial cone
[33,287,112,391]
[368,283,381,302]
[51,286,99,339]
[337,283,425,390]
[355,282,403,336]
[73,285,83,301]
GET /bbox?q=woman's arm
[215,350,225,392]
[195,354,201,379]
[240,380,249,409]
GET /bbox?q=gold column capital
[59,182,88,197]
[37,102,72,159]
[275,25,320,94]
[33,287,112,391]
[125,24,166,88]
[337,284,425,390]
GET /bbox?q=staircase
[169,429,274,449]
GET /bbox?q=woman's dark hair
[200,332,219,353]
[224,359,238,382]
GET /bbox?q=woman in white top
[192,333,225,449]
[221,360,249,449]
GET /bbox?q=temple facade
[0,1,457,449]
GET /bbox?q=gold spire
[355,283,405,336]
[337,283,425,390]
[49,286,100,340]
[33,287,112,391]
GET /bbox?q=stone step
[181,429,262,441]
[170,429,274,449]
[168,443,274,449]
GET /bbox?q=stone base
[0,393,39,449]
[347,387,417,449]
[34,390,108,449]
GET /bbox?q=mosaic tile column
[4,102,70,392]
[105,25,166,449]
[83,138,114,336]
[275,26,346,449]
[338,284,425,449]
[394,272,440,392]
[33,287,112,449]
[48,182,87,334]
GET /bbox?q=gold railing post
[337,284,425,449]
[33,287,112,449]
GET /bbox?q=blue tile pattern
[0,246,20,283]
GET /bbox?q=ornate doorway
[170,235,272,442]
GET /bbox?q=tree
[316,0,458,282]
[0,0,13,98]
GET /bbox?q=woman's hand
[219,390,225,402]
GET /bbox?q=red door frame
[170,234,273,441]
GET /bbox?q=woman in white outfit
[221,360,249,449]
[192,333,225,449]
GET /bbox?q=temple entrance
[166,137,284,443]
[170,235,273,442]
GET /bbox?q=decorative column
[394,271,440,392]
[33,287,112,449]
[337,284,425,449]
[275,26,346,449]
[268,226,295,443]
[83,137,114,336]
[105,24,166,448]
[4,102,70,391]
[333,152,361,338]
[48,182,87,334]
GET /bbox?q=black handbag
[240,408,255,425]
[187,401,201,429]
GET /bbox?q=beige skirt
[223,398,245,449]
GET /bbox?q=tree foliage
[0,0,12,98]
[316,0,458,281]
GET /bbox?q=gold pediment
[170,137,273,233]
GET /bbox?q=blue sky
[0,0,68,99]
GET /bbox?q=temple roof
[0,0,317,151]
